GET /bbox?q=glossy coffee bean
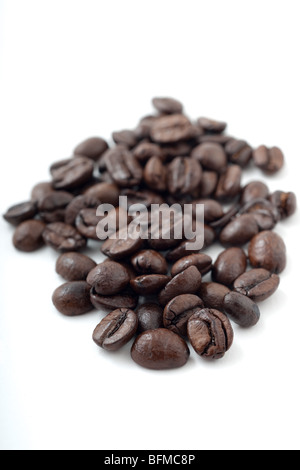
[131,329,190,370]
[74,136,109,161]
[171,253,212,277]
[233,268,280,302]
[167,157,202,196]
[241,181,269,205]
[136,303,164,333]
[50,157,94,190]
[159,266,202,306]
[215,165,242,200]
[3,201,37,226]
[248,230,286,274]
[253,145,284,174]
[93,309,138,351]
[199,282,230,311]
[225,139,253,167]
[240,198,279,231]
[133,141,164,164]
[56,252,97,281]
[123,189,164,208]
[166,224,215,262]
[197,171,218,198]
[152,97,183,115]
[38,191,74,223]
[13,220,46,252]
[87,261,131,295]
[131,250,168,275]
[163,294,204,337]
[64,195,100,226]
[112,130,138,149]
[43,222,87,252]
[197,117,227,134]
[144,156,167,192]
[192,199,224,223]
[268,191,297,220]
[105,147,143,187]
[219,214,259,247]
[75,208,102,240]
[52,281,94,316]
[212,247,247,286]
[223,291,260,327]
[162,141,194,160]
[187,308,234,359]
[150,114,195,144]
[90,287,138,311]
[83,182,120,206]
[130,274,171,296]
[191,143,227,173]
[102,227,144,261]
[31,181,55,203]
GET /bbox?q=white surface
[0,0,300,451]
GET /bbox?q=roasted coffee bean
[93,308,138,351]
[163,294,204,337]
[122,189,164,208]
[197,171,219,198]
[187,308,234,360]
[131,250,168,275]
[223,291,260,327]
[131,329,190,370]
[38,191,74,223]
[197,134,232,146]
[210,203,240,230]
[215,165,242,200]
[212,247,247,286]
[83,182,120,206]
[130,274,171,295]
[241,181,270,205]
[31,181,55,202]
[136,303,164,333]
[219,214,259,246]
[52,281,93,316]
[56,252,97,282]
[152,97,183,115]
[197,117,227,134]
[253,145,284,174]
[225,139,253,167]
[166,224,215,262]
[199,282,230,311]
[105,147,143,187]
[240,198,279,231]
[112,130,138,149]
[50,156,94,190]
[102,227,144,260]
[74,136,109,161]
[3,201,37,225]
[75,208,102,240]
[233,268,280,302]
[134,114,160,140]
[132,141,164,163]
[268,191,297,220]
[90,287,138,311]
[171,253,212,277]
[159,266,202,306]
[248,230,286,274]
[150,114,195,144]
[43,222,87,252]
[147,206,183,251]
[162,141,194,160]
[13,220,46,252]
[192,199,224,223]
[144,156,167,192]
[191,143,227,173]
[64,195,100,226]
[87,260,131,295]
[167,157,202,196]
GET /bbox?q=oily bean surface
[52,281,93,316]
[131,250,168,275]
[212,247,247,286]
[233,268,280,302]
[163,294,204,337]
[93,309,138,351]
[13,220,46,252]
[56,252,97,281]
[90,287,138,311]
[199,282,230,311]
[159,266,202,306]
[43,222,87,252]
[74,136,109,161]
[248,230,286,274]
[136,303,164,333]
[171,253,212,277]
[3,201,37,226]
[223,291,260,327]
[51,157,94,190]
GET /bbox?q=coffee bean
[248,230,286,274]
[233,268,280,302]
[112,130,138,149]
[38,191,74,223]
[163,294,204,337]
[134,114,160,140]
[87,260,131,296]
[167,157,202,196]
[192,199,224,223]
[197,134,232,146]
[162,141,194,160]
[210,203,240,230]
[144,156,167,192]
[102,227,144,261]
[3,201,37,226]
[130,274,171,296]
[83,182,120,206]
[241,181,270,205]
[219,214,259,246]
[191,143,227,173]
[90,287,138,311]
[171,253,212,277]
[105,147,143,187]
[136,303,164,333]
[131,329,190,370]
[74,136,109,161]
[215,165,242,200]
[199,282,230,311]
[52,281,93,316]
[64,195,100,226]
[13,219,46,252]
[150,114,195,144]
[212,247,247,286]
[159,266,202,306]
[122,189,164,208]
[50,156,94,190]
[240,198,279,231]
[132,141,164,164]
[225,139,253,167]
[43,222,87,252]
[268,191,297,220]
[56,252,97,281]
[131,250,168,275]
[75,208,102,240]
[152,97,183,115]
[93,308,138,351]
[187,308,234,360]
[31,181,55,203]
[253,145,284,174]
[197,117,227,134]
[223,291,260,327]
[197,171,218,198]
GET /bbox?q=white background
[0,0,299,451]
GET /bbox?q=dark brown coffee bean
[136,303,164,333]
[162,141,194,160]
[102,227,144,261]
[163,294,204,337]
[122,189,164,208]
[268,191,297,220]
[134,115,160,140]
[93,308,138,351]
[152,97,183,115]
[215,165,242,200]
[225,139,253,167]
[64,195,100,226]
[31,181,55,203]
[248,230,286,274]
[191,143,227,173]
[197,171,219,198]
[50,157,94,190]
[56,252,97,281]
[38,191,74,223]
[75,208,102,240]
[210,203,241,230]
[240,198,279,231]
[87,261,131,295]
[197,134,232,146]
[253,145,284,174]
[192,199,224,223]
[241,181,270,205]
[219,214,259,246]
[52,281,93,316]
[105,147,143,188]
[74,136,109,161]
[13,220,46,252]
[90,287,138,311]
[131,250,168,275]
[197,117,227,134]
[187,308,234,360]
[144,156,167,192]
[131,329,190,370]
[43,222,87,252]
[171,253,212,277]
[167,157,202,196]
[159,266,202,306]
[166,224,215,262]
[150,114,195,144]
[223,291,260,327]
[3,201,37,225]
[212,247,247,286]
[130,274,171,296]
[233,268,280,302]
[199,282,230,311]
[112,130,138,149]
[132,141,164,163]
[83,182,120,206]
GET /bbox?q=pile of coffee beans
[3,97,297,370]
